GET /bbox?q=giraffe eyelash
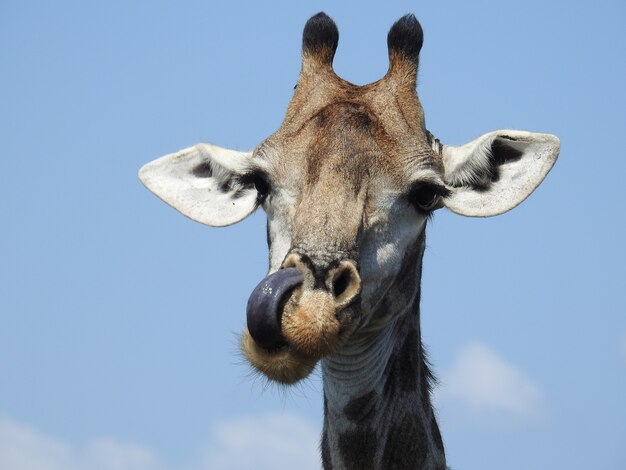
[406,182,450,213]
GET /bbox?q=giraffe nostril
[329,261,361,307]
[332,269,350,298]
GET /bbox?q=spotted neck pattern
[319,233,446,470]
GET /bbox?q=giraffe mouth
[242,268,354,384]
[241,330,319,384]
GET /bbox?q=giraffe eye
[408,183,449,212]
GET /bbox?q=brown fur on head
[140,12,560,387]
[240,13,435,383]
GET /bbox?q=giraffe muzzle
[242,257,362,383]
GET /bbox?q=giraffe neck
[319,234,446,470]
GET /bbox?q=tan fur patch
[241,329,317,384]
[282,290,342,358]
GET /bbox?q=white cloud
[0,418,161,470]
[0,413,319,470]
[200,413,320,470]
[436,341,544,423]
[0,418,71,470]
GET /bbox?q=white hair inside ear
[139,143,259,226]
[441,130,560,217]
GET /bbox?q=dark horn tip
[387,14,423,63]
[302,11,339,62]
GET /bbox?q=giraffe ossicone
[140,12,559,470]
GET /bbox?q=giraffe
[139,13,559,470]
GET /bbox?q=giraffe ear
[139,143,260,226]
[441,130,560,217]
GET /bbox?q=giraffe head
[139,13,559,384]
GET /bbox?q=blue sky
[1,1,625,469]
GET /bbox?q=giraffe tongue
[246,268,304,351]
